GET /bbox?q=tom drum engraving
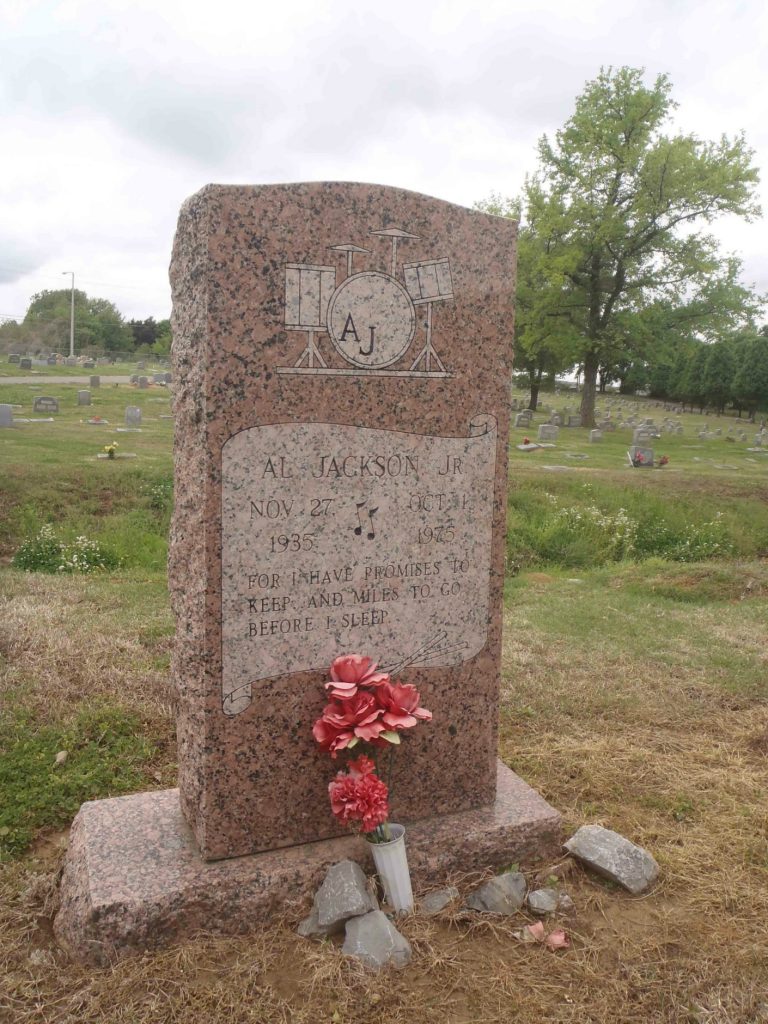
[279,225,454,378]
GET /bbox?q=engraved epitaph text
[221,417,497,715]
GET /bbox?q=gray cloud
[0,0,765,322]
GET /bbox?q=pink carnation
[347,755,377,777]
[329,770,389,833]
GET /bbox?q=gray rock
[465,872,526,914]
[342,910,411,970]
[296,905,335,941]
[557,893,575,914]
[565,825,659,894]
[418,887,459,916]
[526,888,559,915]
[314,860,378,933]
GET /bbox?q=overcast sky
[1,0,766,324]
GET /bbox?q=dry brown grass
[1,569,768,1024]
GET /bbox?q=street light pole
[62,271,75,358]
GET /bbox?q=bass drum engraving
[326,271,416,369]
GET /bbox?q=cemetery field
[1,388,768,1023]
[0,361,154,378]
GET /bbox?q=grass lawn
[1,386,767,1023]
[0,359,162,378]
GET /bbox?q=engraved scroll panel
[221,417,496,715]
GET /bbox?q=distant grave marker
[33,396,59,413]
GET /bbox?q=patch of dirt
[95,489,115,516]
[28,829,69,866]
[747,728,768,754]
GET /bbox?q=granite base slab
[54,761,561,965]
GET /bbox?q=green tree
[474,194,579,410]
[24,289,133,354]
[518,67,761,426]
[152,319,171,356]
[679,341,709,412]
[732,332,768,420]
[702,341,735,413]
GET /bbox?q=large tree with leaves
[520,67,761,426]
[24,289,134,353]
[732,330,768,420]
[475,193,578,409]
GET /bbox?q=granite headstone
[54,182,561,965]
[169,182,524,860]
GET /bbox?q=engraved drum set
[280,227,454,377]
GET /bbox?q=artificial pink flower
[311,716,355,757]
[325,654,390,700]
[347,755,377,777]
[545,929,570,951]
[376,682,432,731]
[329,771,389,832]
[313,692,388,752]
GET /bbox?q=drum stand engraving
[278,226,454,379]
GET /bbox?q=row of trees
[0,290,170,358]
[481,67,765,425]
[618,328,768,419]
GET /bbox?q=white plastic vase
[366,824,413,912]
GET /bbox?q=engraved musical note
[366,507,378,540]
[353,500,378,540]
[354,500,367,537]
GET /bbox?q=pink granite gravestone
[54,183,560,964]
[171,182,521,859]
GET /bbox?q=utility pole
[62,271,75,357]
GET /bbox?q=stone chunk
[296,905,336,941]
[526,888,558,915]
[418,887,459,916]
[564,825,659,894]
[465,871,526,914]
[314,860,377,933]
[557,893,575,914]
[342,910,412,970]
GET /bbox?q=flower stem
[386,744,396,800]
